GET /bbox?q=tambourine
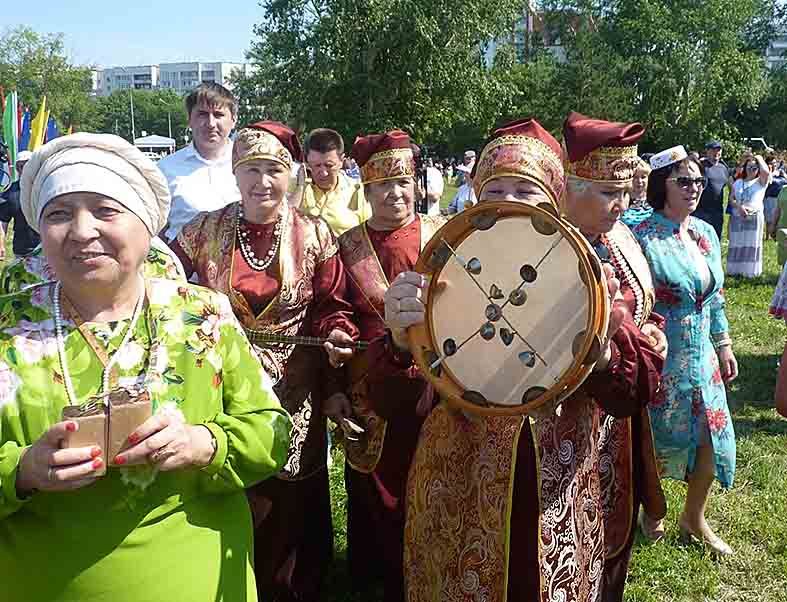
[408,201,610,416]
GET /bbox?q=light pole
[158,98,172,139]
[117,66,136,141]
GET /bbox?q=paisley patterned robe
[338,215,445,473]
[337,215,444,601]
[366,227,664,602]
[174,202,357,601]
[597,221,666,601]
[176,202,354,480]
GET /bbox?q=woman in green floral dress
[0,133,291,602]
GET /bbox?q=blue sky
[0,1,264,67]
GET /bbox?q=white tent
[134,134,176,150]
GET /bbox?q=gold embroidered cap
[562,112,645,182]
[232,121,303,172]
[351,130,416,185]
[472,118,565,207]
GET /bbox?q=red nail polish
[66,422,77,432]
[92,458,104,470]
[127,432,139,445]
[91,447,102,458]
[114,455,126,465]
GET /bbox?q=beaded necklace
[53,278,146,406]
[236,202,285,272]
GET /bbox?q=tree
[240,0,530,150]
[744,67,787,149]
[0,26,101,132]
[539,0,781,153]
[95,89,188,144]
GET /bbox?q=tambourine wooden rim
[408,201,610,416]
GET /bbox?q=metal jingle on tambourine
[409,201,609,417]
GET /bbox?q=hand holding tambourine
[386,201,616,416]
[386,264,624,364]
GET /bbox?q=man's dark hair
[185,82,238,117]
[304,128,344,155]
[647,157,705,210]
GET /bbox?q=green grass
[325,215,787,602]
[10,202,784,601]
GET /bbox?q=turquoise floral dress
[634,212,736,488]
[0,278,291,601]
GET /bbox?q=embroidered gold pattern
[473,135,564,206]
[360,148,416,184]
[232,128,294,171]
[565,144,640,182]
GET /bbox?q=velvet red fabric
[563,111,645,162]
[350,130,412,168]
[244,120,304,162]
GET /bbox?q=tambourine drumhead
[408,201,610,416]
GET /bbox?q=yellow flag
[28,96,48,151]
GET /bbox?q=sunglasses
[746,164,759,170]
[668,176,706,189]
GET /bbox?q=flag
[18,110,31,151]
[28,96,48,151]
[45,116,60,143]
[2,90,19,182]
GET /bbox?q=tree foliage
[240,0,528,151]
[238,0,786,156]
[94,89,189,144]
[529,0,783,153]
[0,26,100,132]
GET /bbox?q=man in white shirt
[424,158,444,216]
[158,82,240,241]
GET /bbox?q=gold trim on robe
[406,393,606,602]
[338,215,445,473]
[177,202,339,481]
[597,220,665,559]
[404,405,525,602]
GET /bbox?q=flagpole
[118,66,136,141]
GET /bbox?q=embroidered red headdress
[232,121,303,172]
[472,118,564,207]
[562,112,645,182]
[351,130,416,185]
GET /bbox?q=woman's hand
[384,271,428,350]
[16,421,103,495]
[718,346,739,382]
[641,323,668,359]
[594,264,626,372]
[115,411,215,470]
[322,392,353,421]
[324,329,355,368]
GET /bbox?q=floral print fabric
[0,278,291,601]
[634,212,735,488]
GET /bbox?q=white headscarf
[20,133,170,236]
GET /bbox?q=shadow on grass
[727,352,780,404]
[726,272,781,288]
[731,406,787,438]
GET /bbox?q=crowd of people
[0,81,785,602]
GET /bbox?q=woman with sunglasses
[727,154,770,277]
[633,146,738,557]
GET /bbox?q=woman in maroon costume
[170,121,358,601]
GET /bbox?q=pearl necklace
[236,203,284,272]
[53,279,146,406]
